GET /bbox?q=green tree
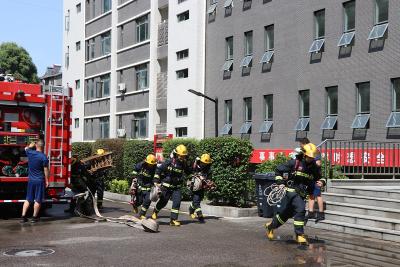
[0,42,39,83]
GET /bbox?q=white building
[62,0,206,142]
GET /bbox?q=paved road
[1,200,399,267]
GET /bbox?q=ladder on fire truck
[47,85,66,178]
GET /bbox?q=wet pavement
[1,200,400,267]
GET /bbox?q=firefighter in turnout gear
[130,154,157,219]
[265,143,325,244]
[151,145,191,226]
[64,154,87,214]
[189,154,213,223]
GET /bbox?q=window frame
[375,0,389,25]
[177,10,190,22]
[99,116,110,139]
[244,31,253,56]
[356,82,370,114]
[326,86,338,116]
[176,108,188,118]
[136,15,149,43]
[264,25,274,51]
[263,94,273,121]
[136,64,148,90]
[176,49,189,60]
[314,9,325,39]
[225,36,233,60]
[244,97,252,122]
[102,0,111,13]
[392,78,400,112]
[343,0,356,32]
[176,69,189,79]
[299,90,310,118]
[131,112,148,139]
[175,127,188,137]
[100,32,111,56]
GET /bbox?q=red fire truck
[0,79,72,205]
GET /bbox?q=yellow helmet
[96,149,105,155]
[175,144,188,156]
[303,143,318,159]
[145,154,157,165]
[200,154,212,164]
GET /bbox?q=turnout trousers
[155,186,182,220]
[137,187,152,216]
[189,190,204,217]
[269,190,306,236]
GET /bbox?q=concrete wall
[116,92,149,112]
[205,0,400,149]
[118,0,150,23]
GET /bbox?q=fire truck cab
[0,79,72,205]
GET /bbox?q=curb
[104,191,258,218]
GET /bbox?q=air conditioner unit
[117,128,126,138]
[118,83,126,93]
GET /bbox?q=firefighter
[265,143,325,244]
[129,154,157,219]
[188,154,213,223]
[93,149,106,209]
[151,144,191,226]
[64,154,87,214]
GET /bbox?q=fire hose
[74,187,159,233]
[264,183,286,206]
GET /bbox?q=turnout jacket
[275,159,325,197]
[154,158,191,187]
[132,162,156,188]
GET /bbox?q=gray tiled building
[205,0,400,149]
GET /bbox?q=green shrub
[256,153,291,173]
[162,138,199,164]
[123,140,154,182]
[109,179,130,195]
[92,139,126,186]
[321,159,348,179]
[198,137,253,207]
[71,142,93,160]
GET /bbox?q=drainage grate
[3,248,55,257]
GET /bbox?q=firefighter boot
[198,215,205,223]
[170,220,181,226]
[151,211,158,220]
[190,213,196,219]
[315,211,325,223]
[264,222,274,240]
[296,234,308,245]
[139,215,146,220]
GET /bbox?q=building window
[75,118,79,128]
[92,0,96,19]
[75,79,80,90]
[65,10,70,31]
[222,36,234,71]
[103,0,111,13]
[375,0,388,24]
[76,41,81,51]
[386,78,400,128]
[86,39,95,60]
[177,49,189,60]
[84,118,94,140]
[101,74,110,97]
[264,94,273,121]
[76,3,81,13]
[299,90,310,117]
[101,32,111,56]
[264,25,274,51]
[226,36,233,60]
[310,9,325,53]
[131,112,148,139]
[244,31,253,56]
[136,64,148,90]
[314,9,325,39]
[136,15,149,43]
[244,97,252,122]
[65,47,70,69]
[321,87,338,132]
[119,25,124,48]
[221,100,232,135]
[99,117,109,139]
[178,0,187,3]
[175,127,188,137]
[338,1,356,47]
[368,0,389,40]
[176,108,188,117]
[344,1,355,32]
[243,0,252,11]
[326,86,338,115]
[357,82,370,114]
[177,10,189,22]
[176,69,188,79]
[241,31,253,68]
[352,83,370,132]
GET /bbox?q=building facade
[63,0,206,142]
[204,0,400,151]
[41,64,62,92]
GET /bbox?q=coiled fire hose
[74,188,159,233]
[264,183,286,206]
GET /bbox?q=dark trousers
[96,179,104,204]
[155,187,181,220]
[269,191,306,235]
[137,190,151,216]
[189,190,204,217]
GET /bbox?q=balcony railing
[158,20,168,47]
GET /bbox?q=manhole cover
[3,248,55,257]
